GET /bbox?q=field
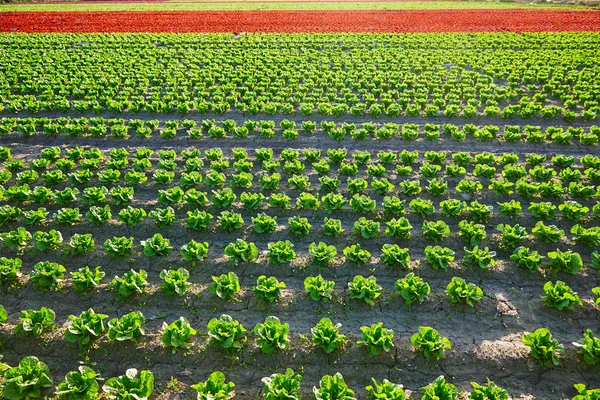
[0,4,600,400]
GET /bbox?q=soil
[1,9,599,33]
[0,112,599,399]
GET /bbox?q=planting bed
[1,9,600,32]
[0,33,600,400]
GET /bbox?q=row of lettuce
[2,33,599,121]
[2,118,600,143]
[4,358,597,400]
[0,311,599,399]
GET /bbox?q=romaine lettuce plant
[159,268,190,296]
[348,275,381,307]
[547,249,583,274]
[191,371,235,400]
[424,246,454,271]
[573,329,600,366]
[210,272,241,300]
[313,373,355,400]
[253,316,289,354]
[522,328,564,366]
[267,240,296,265]
[141,233,172,257]
[380,244,410,269]
[224,239,258,263]
[103,236,134,258]
[2,356,53,400]
[343,244,371,265]
[304,275,335,302]
[107,311,145,342]
[469,380,509,400]
[30,261,66,289]
[70,266,105,292]
[161,316,197,353]
[542,281,582,310]
[180,240,209,263]
[311,318,346,354]
[463,246,497,270]
[16,307,56,336]
[262,368,302,400]
[357,322,394,356]
[395,273,430,305]
[111,269,148,298]
[309,242,337,266]
[420,376,457,400]
[411,326,452,360]
[446,277,483,307]
[365,378,406,400]
[206,314,247,349]
[102,369,154,400]
[55,366,101,400]
[65,308,108,346]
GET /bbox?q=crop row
[3,118,600,144]
[2,253,600,306]
[1,33,599,120]
[7,353,597,400]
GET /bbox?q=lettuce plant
[180,240,209,263]
[424,246,454,271]
[33,229,63,251]
[206,314,247,349]
[311,318,346,354]
[69,233,95,256]
[107,311,145,342]
[510,246,543,272]
[365,379,406,400]
[252,213,278,233]
[288,216,312,236]
[309,242,337,267]
[1,227,32,250]
[572,384,600,400]
[469,380,509,400]
[463,246,497,270]
[348,275,381,307]
[217,211,244,232]
[53,207,82,225]
[522,328,564,366]
[267,240,296,265]
[531,221,564,243]
[112,269,148,298]
[395,273,430,305]
[30,261,66,289]
[70,266,105,292]
[353,217,380,238]
[420,376,457,400]
[161,316,197,353]
[210,272,241,300]
[141,233,172,257]
[17,307,56,336]
[411,326,452,360]
[148,207,175,227]
[2,356,53,400]
[159,268,190,296]
[547,249,583,275]
[55,366,101,400]
[65,308,108,345]
[253,275,286,303]
[102,369,154,400]
[458,220,486,247]
[313,373,355,400]
[304,275,335,302]
[224,239,258,263]
[0,257,22,282]
[380,244,410,269]
[343,244,371,265]
[323,217,344,237]
[357,322,394,356]
[104,236,134,258]
[421,220,450,242]
[574,329,600,366]
[446,277,483,307]
[262,368,302,400]
[253,316,289,354]
[185,210,213,231]
[542,281,582,310]
[86,205,112,225]
[384,218,412,239]
[191,371,235,400]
